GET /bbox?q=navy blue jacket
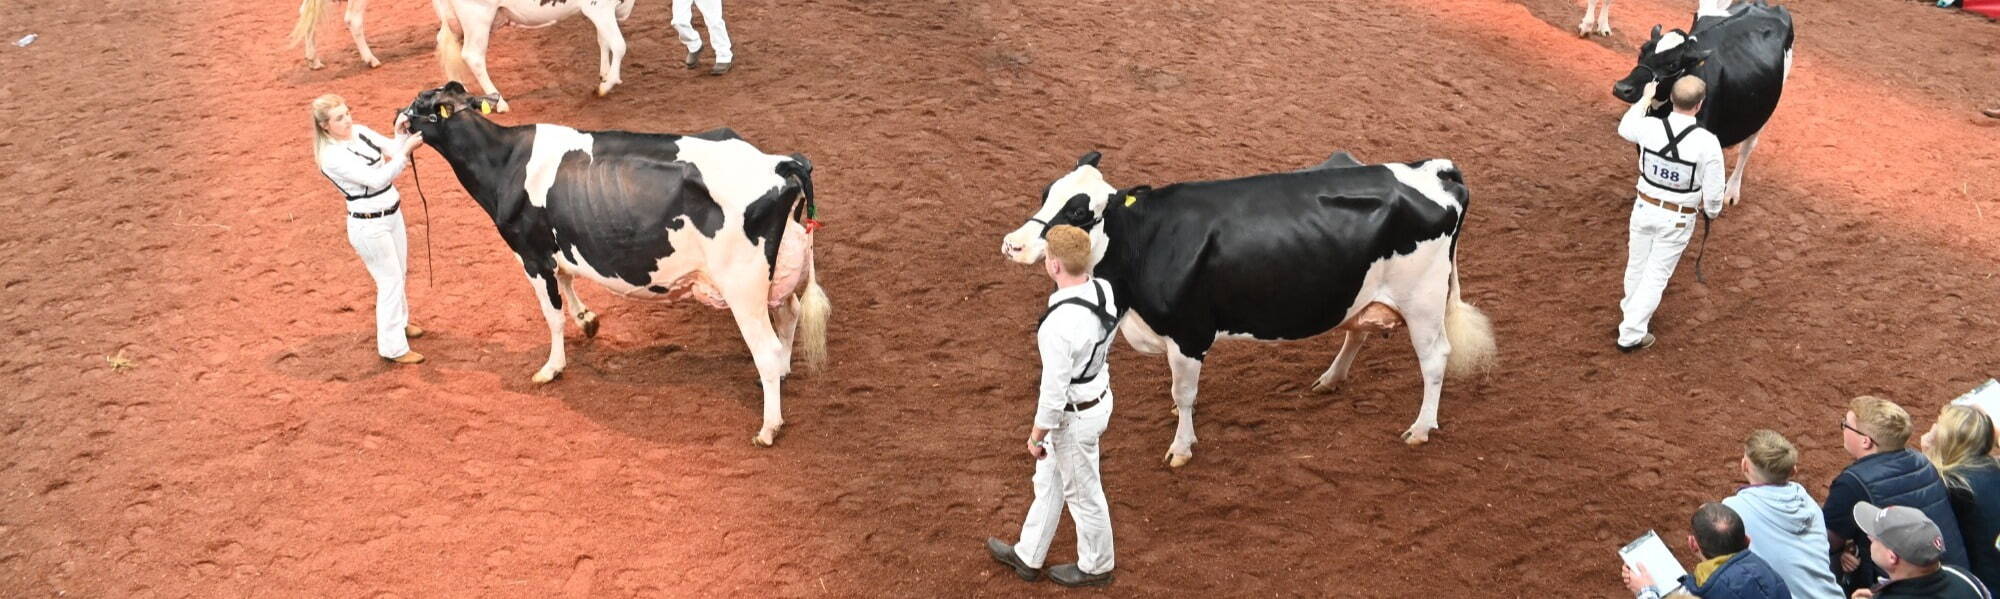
[1824,449,1969,592]
[1682,551,1794,599]
[1946,462,2000,592]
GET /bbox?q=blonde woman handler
[311,94,428,364]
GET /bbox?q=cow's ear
[1115,186,1152,208]
[1649,24,1663,40]
[443,81,468,94]
[1077,151,1102,168]
[438,104,453,119]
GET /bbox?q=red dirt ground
[2,0,1997,596]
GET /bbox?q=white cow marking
[525,124,594,208]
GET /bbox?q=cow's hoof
[494,99,511,113]
[580,312,599,338]
[531,368,561,384]
[1164,452,1192,468]
[1402,429,1433,446]
[365,58,382,69]
[752,429,779,447]
[1576,23,1591,37]
[307,58,325,70]
[1312,377,1341,394]
[596,82,615,97]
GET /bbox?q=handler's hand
[1851,589,1875,599]
[1641,80,1660,101]
[393,112,411,135]
[1623,563,1655,593]
[1027,441,1047,460]
[402,132,425,155]
[1839,545,1862,573]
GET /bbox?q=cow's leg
[1578,0,1599,36]
[454,5,509,112]
[298,0,325,69]
[553,269,598,338]
[344,0,382,68]
[524,265,568,384]
[581,2,628,97]
[1313,331,1370,394]
[1164,342,1204,468]
[1593,0,1614,36]
[1401,297,1452,446]
[719,277,788,447]
[771,294,801,379]
[1724,132,1761,206]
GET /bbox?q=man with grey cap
[1850,502,1992,599]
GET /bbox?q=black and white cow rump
[1001,151,1497,466]
[1612,0,1794,204]
[404,82,830,447]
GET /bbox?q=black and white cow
[1612,0,1794,205]
[403,82,830,447]
[1000,152,1498,466]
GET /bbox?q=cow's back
[1686,1,1793,147]
[1104,165,1464,343]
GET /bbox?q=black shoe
[684,50,701,69]
[1617,334,1656,354]
[710,61,732,75]
[1047,564,1113,588]
[986,537,1038,581]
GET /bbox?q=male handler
[1616,76,1726,352]
[987,225,1117,588]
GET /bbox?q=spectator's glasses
[1841,419,1873,441]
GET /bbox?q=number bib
[1638,118,1701,194]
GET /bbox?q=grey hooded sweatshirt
[1724,482,1844,599]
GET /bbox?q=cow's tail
[781,154,828,372]
[290,0,327,48]
[436,22,473,85]
[1438,162,1496,378]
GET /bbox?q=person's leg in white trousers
[1013,402,1115,575]
[348,214,411,359]
[672,0,732,64]
[1617,201,1695,346]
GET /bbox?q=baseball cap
[1854,502,1946,565]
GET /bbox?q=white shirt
[319,124,409,214]
[1618,104,1725,217]
[1035,278,1115,430]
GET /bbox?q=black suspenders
[1037,279,1120,385]
[320,134,394,201]
[1657,118,1696,160]
[1639,118,1702,193]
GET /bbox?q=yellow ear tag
[479,101,492,115]
[439,105,452,119]
[1123,195,1138,207]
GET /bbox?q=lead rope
[412,150,434,289]
[1696,210,1712,283]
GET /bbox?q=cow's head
[1612,26,1711,105]
[400,81,502,141]
[1001,151,1118,265]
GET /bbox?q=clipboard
[1620,530,1688,597]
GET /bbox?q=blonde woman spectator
[1924,404,2000,591]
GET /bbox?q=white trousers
[672,0,732,63]
[1618,198,1697,346]
[347,213,411,359]
[1013,400,1114,575]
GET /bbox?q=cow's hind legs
[771,294,801,379]
[553,270,598,338]
[1724,132,1761,206]
[344,0,381,68]
[525,268,568,384]
[722,280,788,447]
[1402,305,1452,446]
[1164,344,1203,468]
[1313,331,1370,393]
[581,2,628,97]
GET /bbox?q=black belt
[350,202,400,219]
[1064,389,1106,412]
